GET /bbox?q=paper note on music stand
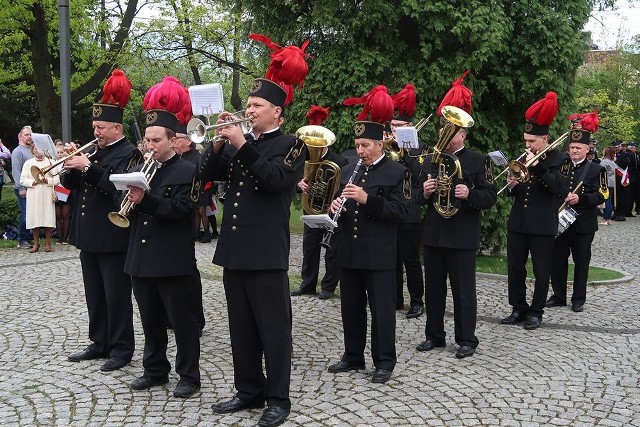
[189,83,224,117]
[488,150,509,167]
[32,133,57,159]
[109,172,151,191]
[301,214,338,231]
[395,127,419,150]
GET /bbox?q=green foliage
[0,187,18,227]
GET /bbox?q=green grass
[476,254,623,281]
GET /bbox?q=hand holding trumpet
[214,112,248,151]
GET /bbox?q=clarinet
[320,158,363,249]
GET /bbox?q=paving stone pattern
[0,217,639,426]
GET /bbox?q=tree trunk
[230,20,243,112]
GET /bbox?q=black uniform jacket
[61,137,142,252]
[400,147,425,224]
[336,156,410,270]
[181,146,201,166]
[199,129,306,270]
[414,147,497,250]
[507,148,570,236]
[124,155,198,277]
[563,160,606,234]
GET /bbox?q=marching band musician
[501,92,570,330]
[203,34,309,427]
[547,113,606,313]
[327,85,410,384]
[414,71,497,358]
[291,105,348,300]
[64,70,142,372]
[125,77,201,398]
[389,83,425,319]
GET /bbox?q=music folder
[109,172,150,191]
[300,214,338,231]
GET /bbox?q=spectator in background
[20,146,59,252]
[54,144,72,244]
[0,138,11,201]
[599,146,617,226]
[11,126,35,248]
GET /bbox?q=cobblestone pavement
[1,217,639,427]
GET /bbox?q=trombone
[108,155,158,228]
[383,113,433,161]
[496,132,570,195]
[31,138,98,182]
[187,114,253,144]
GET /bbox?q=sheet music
[188,83,224,116]
[109,171,151,191]
[395,127,419,149]
[300,214,338,231]
[31,133,57,159]
[488,150,509,167]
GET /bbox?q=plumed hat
[142,76,190,132]
[344,85,394,141]
[92,69,132,124]
[437,70,473,116]
[524,92,558,136]
[175,87,193,134]
[248,34,311,107]
[306,105,330,125]
[391,84,416,122]
[568,112,599,145]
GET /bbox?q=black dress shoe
[327,360,365,373]
[100,357,129,372]
[545,295,567,308]
[173,380,201,398]
[613,216,626,221]
[416,339,445,352]
[523,316,542,330]
[371,368,392,383]
[129,375,169,390]
[500,312,526,325]
[405,304,424,319]
[211,396,264,414]
[257,405,290,427]
[455,345,475,359]
[571,303,584,312]
[290,287,315,296]
[318,290,334,300]
[67,347,108,362]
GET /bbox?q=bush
[0,188,18,227]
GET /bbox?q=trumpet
[107,156,158,228]
[497,131,570,195]
[187,113,253,144]
[31,138,98,181]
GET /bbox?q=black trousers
[223,269,292,410]
[192,266,205,330]
[507,231,556,318]
[423,246,478,348]
[79,250,134,360]
[132,275,200,384]
[551,230,595,306]
[396,223,424,307]
[340,268,396,371]
[627,181,638,214]
[299,223,340,293]
[614,177,631,217]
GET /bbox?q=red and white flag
[54,185,71,202]
[616,167,629,187]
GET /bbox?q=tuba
[296,125,342,215]
[428,105,475,218]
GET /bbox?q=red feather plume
[101,69,132,108]
[391,84,416,117]
[249,34,311,88]
[142,76,189,115]
[525,92,558,126]
[343,85,394,123]
[568,111,599,133]
[437,70,472,115]
[176,87,192,126]
[306,105,330,125]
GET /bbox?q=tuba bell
[295,125,342,215]
[428,105,475,218]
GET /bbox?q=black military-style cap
[248,78,287,108]
[145,109,178,132]
[354,121,384,141]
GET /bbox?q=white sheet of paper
[300,214,338,231]
[188,84,224,117]
[109,171,151,191]
[488,150,509,166]
[31,133,57,158]
[395,127,419,149]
